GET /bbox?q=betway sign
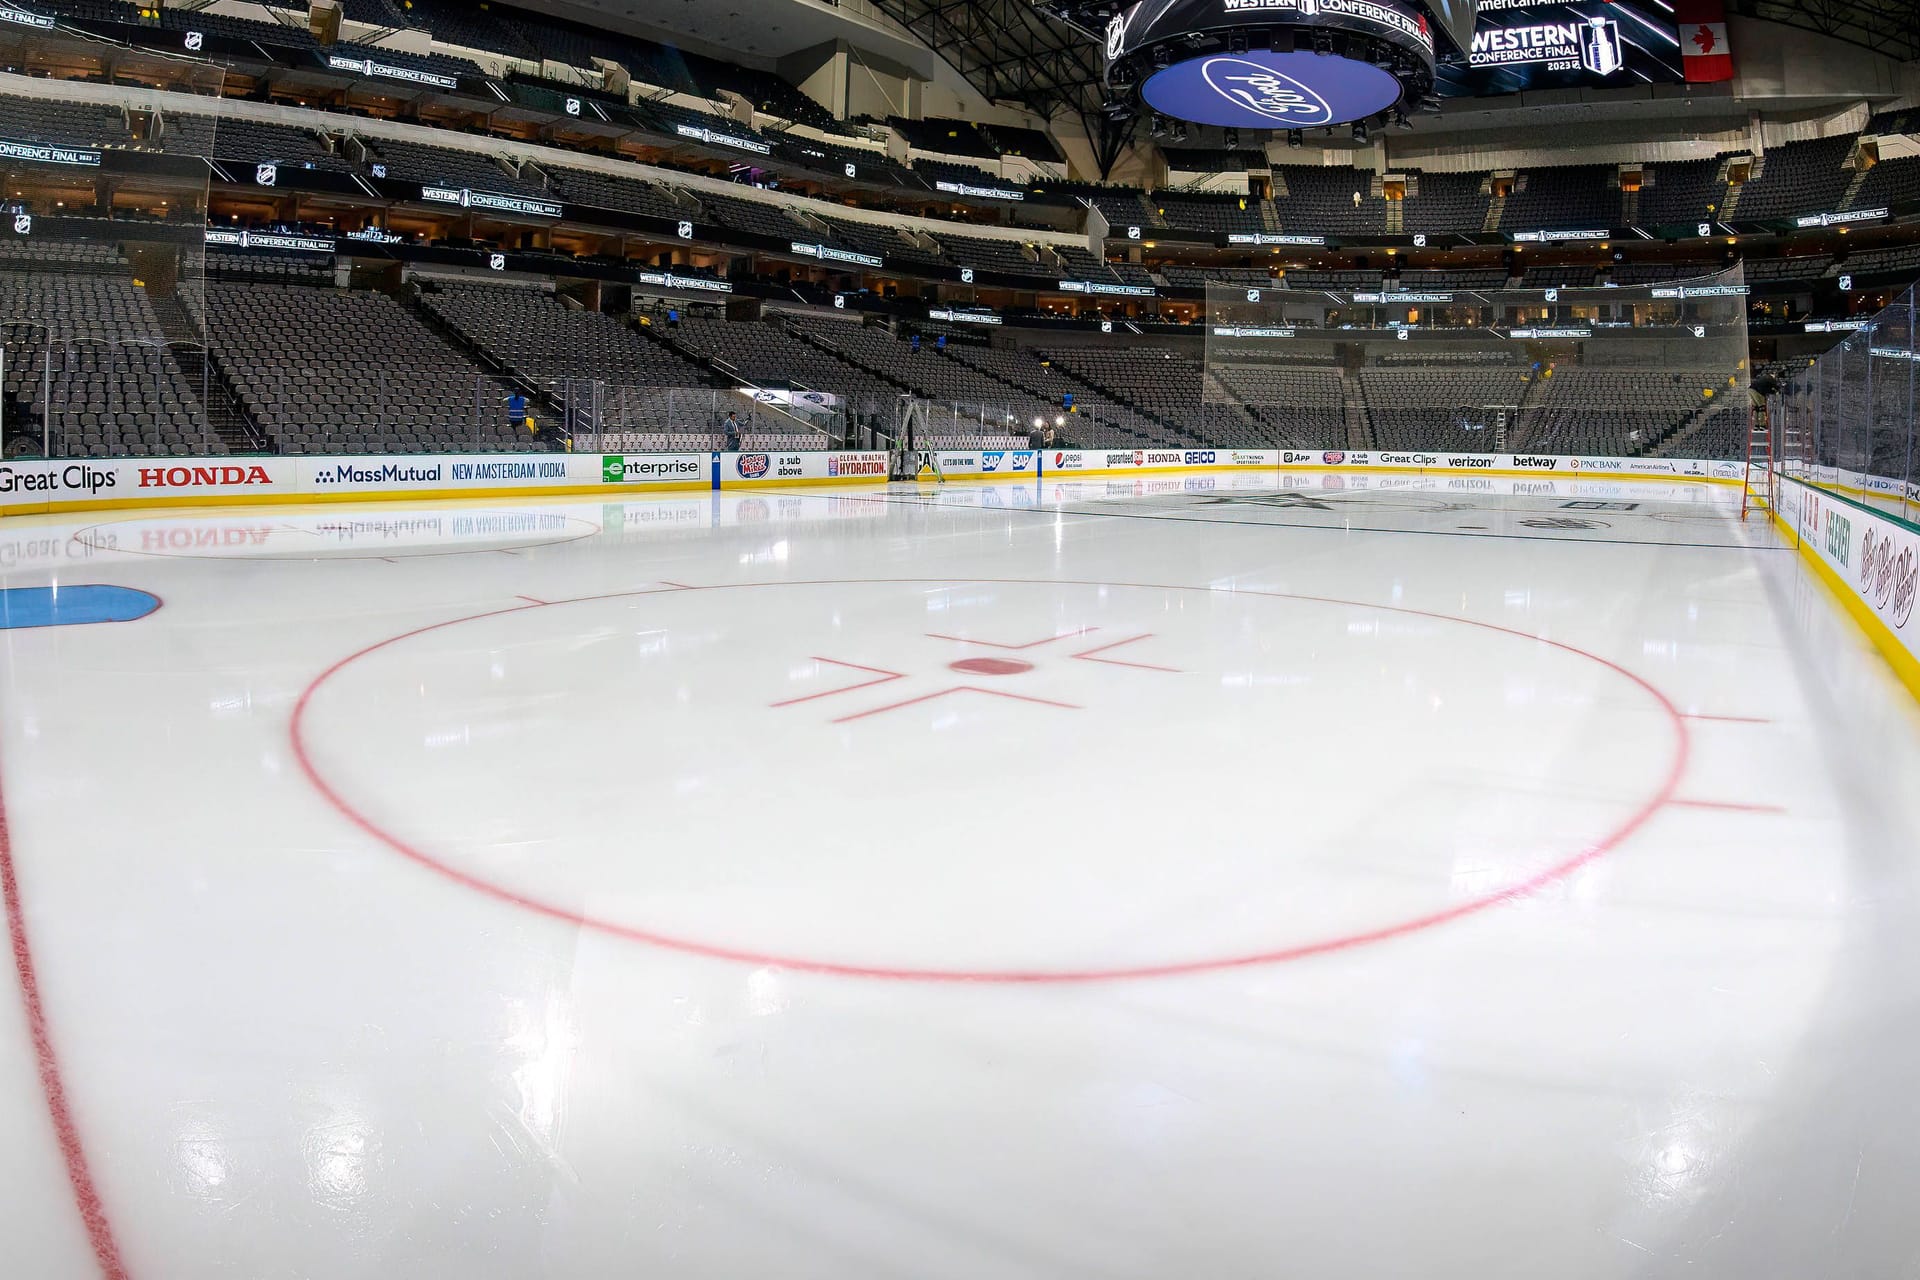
[420,186,562,218]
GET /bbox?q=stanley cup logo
[1581,17,1624,75]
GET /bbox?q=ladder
[1740,396,1772,521]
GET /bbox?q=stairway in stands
[1339,370,1374,449]
[149,290,268,454]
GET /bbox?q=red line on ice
[768,657,907,708]
[1070,634,1181,673]
[289,578,1694,984]
[829,685,1081,723]
[0,760,130,1278]
[1670,797,1787,814]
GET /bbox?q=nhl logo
[1126,225,1141,240]
[1396,328,1409,341]
[1100,320,1113,333]
[565,97,581,116]
[12,213,30,235]
[1544,288,1559,302]
[184,30,203,52]
[1839,274,1853,291]
[1246,289,1261,302]
[1697,222,1711,237]
[844,163,856,178]
[960,268,975,284]
[1690,324,1706,338]
[1105,13,1126,60]
[1412,233,1427,247]
[676,220,693,239]
[833,295,846,308]
[488,252,505,271]
[255,163,277,187]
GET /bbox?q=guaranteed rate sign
[1142,49,1404,129]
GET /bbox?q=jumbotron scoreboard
[1087,0,1689,129]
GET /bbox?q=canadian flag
[1677,0,1734,82]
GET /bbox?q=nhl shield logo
[960,268,975,284]
[1247,289,1261,302]
[255,163,277,187]
[676,220,693,239]
[488,252,506,271]
[1412,233,1427,247]
[565,97,581,116]
[1544,288,1559,302]
[12,214,30,235]
[843,163,856,178]
[1126,225,1141,239]
[1100,320,1113,333]
[184,30,204,51]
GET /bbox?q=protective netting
[1203,265,1752,457]
[2,55,225,459]
[1780,283,1918,522]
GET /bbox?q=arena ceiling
[863,0,1920,120]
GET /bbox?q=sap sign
[1142,50,1402,129]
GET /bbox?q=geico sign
[0,462,117,494]
[139,464,275,489]
[1184,451,1216,464]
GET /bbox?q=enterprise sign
[326,55,459,89]
[674,124,772,156]
[790,241,882,268]
[1793,207,1888,228]
[1511,227,1609,242]
[0,6,54,28]
[1649,284,1749,299]
[929,308,1002,325]
[421,186,563,218]
[1060,279,1155,297]
[637,269,732,293]
[1227,231,1326,246]
[934,179,1024,202]
[205,228,336,253]
[0,136,100,167]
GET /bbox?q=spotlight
[1392,110,1412,130]
[1287,129,1304,149]
[1149,112,1167,139]
[1227,29,1248,55]
[1224,127,1238,148]
[1311,29,1334,56]
[1152,43,1172,69]
[1351,120,1369,144]
[1172,122,1189,144]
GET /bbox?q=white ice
[1,471,1917,1279]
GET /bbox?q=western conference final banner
[1434,0,1685,97]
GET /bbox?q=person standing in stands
[506,391,528,436]
[724,411,742,451]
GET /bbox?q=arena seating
[786,316,1048,440]
[0,260,213,456]
[363,137,550,198]
[1637,159,1727,225]
[1742,255,1833,282]
[1519,367,1722,456]
[186,282,532,454]
[0,98,129,150]
[1395,268,1509,291]
[1040,346,1275,444]
[1149,193,1262,235]
[1853,156,1920,210]
[1731,136,1855,220]
[1358,367,1531,452]
[1402,171,1491,232]
[1209,363,1346,448]
[1501,166,1617,229]
[1273,166,1387,234]
[542,168,688,220]
[942,345,1158,446]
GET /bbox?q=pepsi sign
[1142,50,1402,128]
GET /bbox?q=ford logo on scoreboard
[1143,50,1402,128]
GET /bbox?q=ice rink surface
[2,471,1919,1278]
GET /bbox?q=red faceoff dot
[948,657,1035,676]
